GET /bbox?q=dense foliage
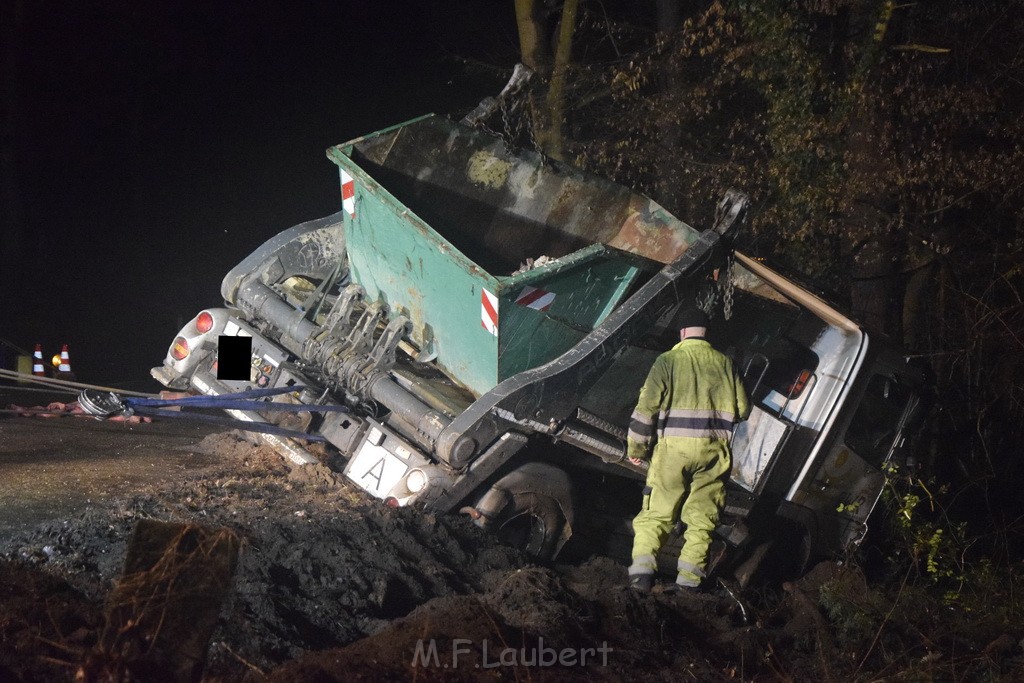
[508,0,1024,557]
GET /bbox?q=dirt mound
[0,429,803,680]
[0,560,103,680]
[0,431,527,678]
[269,558,762,681]
[3,428,1022,681]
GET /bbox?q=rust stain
[608,210,691,263]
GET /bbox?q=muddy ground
[1,410,1022,681]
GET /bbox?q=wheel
[763,518,813,582]
[492,492,567,562]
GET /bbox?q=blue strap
[124,386,350,413]
[123,386,348,442]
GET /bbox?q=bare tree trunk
[842,1,906,339]
[515,0,547,73]
[515,0,578,160]
[655,0,682,206]
[544,0,579,160]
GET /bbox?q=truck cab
[705,255,927,579]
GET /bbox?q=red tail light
[787,369,813,398]
[171,337,190,361]
[196,311,214,333]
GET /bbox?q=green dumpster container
[327,115,702,396]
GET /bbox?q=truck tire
[763,518,813,581]
[492,491,567,562]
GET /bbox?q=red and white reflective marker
[57,344,72,373]
[481,288,499,336]
[515,286,555,312]
[341,169,356,218]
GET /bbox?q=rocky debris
[511,255,554,275]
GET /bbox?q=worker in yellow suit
[627,307,749,592]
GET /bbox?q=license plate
[346,441,409,499]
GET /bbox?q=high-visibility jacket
[627,338,750,462]
[628,337,750,586]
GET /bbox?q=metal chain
[720,253,736,320]
[695,286,717,315]
[498,97,515,148]
[523,97,541,156]
[474,103,501,140]
[498,84,542,157]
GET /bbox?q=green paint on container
[327,115,701,396]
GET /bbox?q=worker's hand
[628,457,647,467]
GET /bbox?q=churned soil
[1,412,1022,681]
[0,421,526,679]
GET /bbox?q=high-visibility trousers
[629,442,730,587]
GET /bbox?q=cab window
[845,374,911,468]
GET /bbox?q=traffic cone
[32,344,45,376]
[57,344,74,378]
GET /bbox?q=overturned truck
[153,111,927,583]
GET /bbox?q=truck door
[806,372,919,526]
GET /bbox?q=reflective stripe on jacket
[626,338,750,460]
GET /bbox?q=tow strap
[78,386,348,442]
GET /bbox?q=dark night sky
[3,1,516,388]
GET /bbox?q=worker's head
[677,307,709,340]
